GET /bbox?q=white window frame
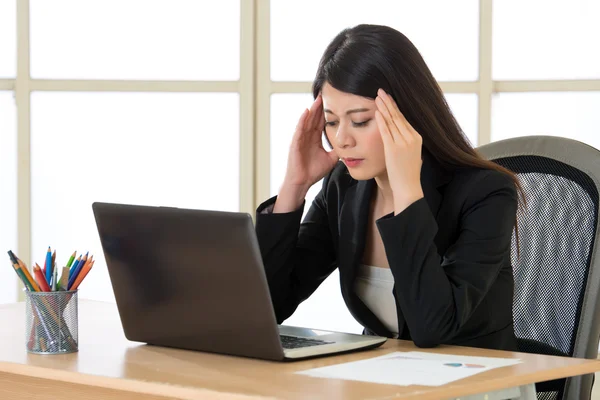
[2,0,599,300]
[3,0,256,300]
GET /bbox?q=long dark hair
[312,24,524,234]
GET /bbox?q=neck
[374,173,395,211]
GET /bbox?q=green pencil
[66,251,76,269]
[15,268,35,291]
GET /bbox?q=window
[0,92,17,304]
[5,2,599,327]
[493,0,600,80]
[270,0,479,82]
[0,0,16,78]
[492,92,600,147]
[445,94,478,147]
[30,92,239,302]
[30,0,240,80]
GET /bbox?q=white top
[354,264,399,337]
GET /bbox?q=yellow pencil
[15,259,40,292]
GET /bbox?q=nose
[334,124,355,149]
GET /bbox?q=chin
[346,169,377,181]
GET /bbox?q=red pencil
[33,264,51,292]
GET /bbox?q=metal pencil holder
[24,290,78,354]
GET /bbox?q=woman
[255,24,521,351]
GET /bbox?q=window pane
[0,92,17,303]
[30,0,240,80]
[31,92,239,302]
[270,93,362,333]
[271,0,478,82]
[0,0,16,78]
[493,0,600,80]
[445,93,478,147]
[492,92,600,150]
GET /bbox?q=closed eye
[325,119,371,128]
[352,119,371,128]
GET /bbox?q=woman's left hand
[375,88,424,214]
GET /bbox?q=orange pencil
[16,259,41,292]
[33,264,51,292]
[70,257,93,289]
[82,255,93,267]
[70,260,94,290]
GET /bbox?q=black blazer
[255,153,518,351]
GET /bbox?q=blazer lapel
[338,179,372,249]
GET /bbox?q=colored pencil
[69,255,82,279]
[70,260,94,290]
[17,259,41,292]
[68,254,90,290]
[33,264,51,292]
[45,247,52,284]
[7,251,40,292]
[65,251,76,269]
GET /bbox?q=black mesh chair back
[478,136,600,400]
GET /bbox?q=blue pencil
[45,247,52,284]
[68,254,89,290]
[69,255,81,280]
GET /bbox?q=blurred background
[1,0,599,335]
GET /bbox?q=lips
[343,158,364,168]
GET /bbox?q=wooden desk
[0,300,599,400]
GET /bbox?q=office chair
[478,136,600,400]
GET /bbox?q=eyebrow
[324,108,370,115]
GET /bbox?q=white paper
[297,351,522,386]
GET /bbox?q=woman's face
[321,83,387,181]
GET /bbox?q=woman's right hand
[274,95,339,213]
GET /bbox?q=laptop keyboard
[280,334,334,349]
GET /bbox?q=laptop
[91,202,387,361]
